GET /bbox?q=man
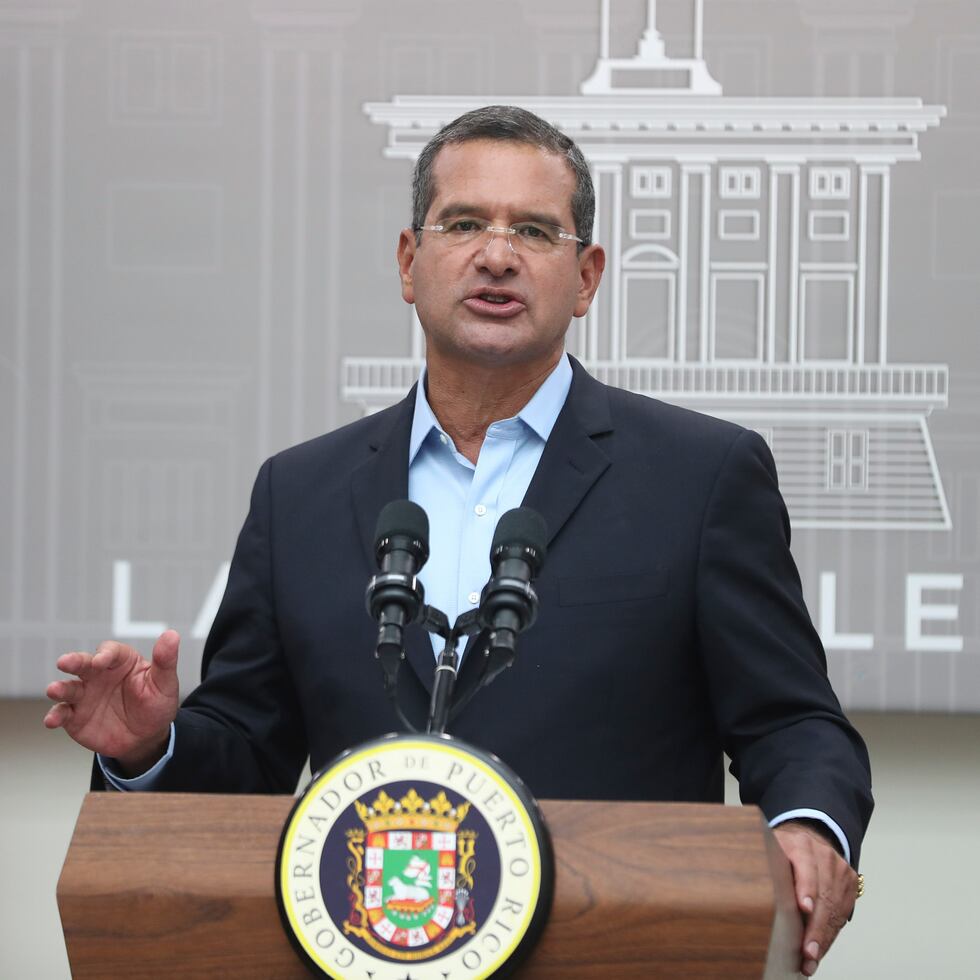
[46,106,871,977]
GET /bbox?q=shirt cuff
[769,808,851,865]
[97,723,176,792]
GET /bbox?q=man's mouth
[463,289,526,318]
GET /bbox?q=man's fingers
[786,839,818,914]
[55,651,94,677]
[799,866,854,976]
[794,845,826,976]
[92,641,128,670]
[43,701,73,729]
[773,823,853,977]
[800,887,831,971]
[45,679,83,704]
[800,892,846,977]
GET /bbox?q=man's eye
[447,219,482,233]
[516,223,553,241]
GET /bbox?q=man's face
[397,140,604,371]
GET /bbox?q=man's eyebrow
[433,203,483,221]
[520,210,569,229]
[433,202,569,228]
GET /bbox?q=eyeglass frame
[414,217,584,254]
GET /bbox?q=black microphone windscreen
[375,500,429,551]
[492,507,548,560]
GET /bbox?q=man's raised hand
[44,630,180,776]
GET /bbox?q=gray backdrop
[1,0,978,711]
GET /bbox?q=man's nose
[476,229,519,275]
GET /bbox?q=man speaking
[45,106,871,978]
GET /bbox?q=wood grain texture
[57,794,800,978]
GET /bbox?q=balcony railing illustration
[342,358,948,406]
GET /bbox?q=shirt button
[439,433,448,445]
[474,504,487,516]
[467,591,479,604]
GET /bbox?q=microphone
[441,507,548,728]
[365,500,429,663]
[479,507,548,657]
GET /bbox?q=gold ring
[856,873,865,899]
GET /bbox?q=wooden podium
[57,793,801,978]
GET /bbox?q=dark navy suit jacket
[113,358,873,864]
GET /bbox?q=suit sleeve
[149,456,308,793]
[695,429,873,866]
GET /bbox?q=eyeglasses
[416,217,583,254]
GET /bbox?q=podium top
[58,793,800,979]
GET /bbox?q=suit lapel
[350,390,414,567]
[521,356,613,547]
[349,385,437,695]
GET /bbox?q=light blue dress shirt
[408,354,572,656]
[97,355,851,861]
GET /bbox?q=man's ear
[573,243,606,318]
[396,229,417,305]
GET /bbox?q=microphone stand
[426,609,481,735]
[369,575,538,735]
[412,578,541,735]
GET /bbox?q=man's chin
[429,344,566,380]
[422,317,567,371]
[436,325,527,365]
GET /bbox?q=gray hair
[411,105,595,247]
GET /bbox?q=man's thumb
[150,629,180,673]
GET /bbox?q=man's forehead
[427,139,576,220]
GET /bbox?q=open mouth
[463,290,526,318]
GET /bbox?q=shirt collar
[408,353,573,464]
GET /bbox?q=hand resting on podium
[772,819,860,976]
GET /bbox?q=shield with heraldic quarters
[276,733,554,979]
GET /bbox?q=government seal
[276,733,553,979]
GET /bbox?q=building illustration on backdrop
[350,0,950,531]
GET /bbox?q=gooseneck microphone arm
[426,609,482,735]
[426,644,459,736]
